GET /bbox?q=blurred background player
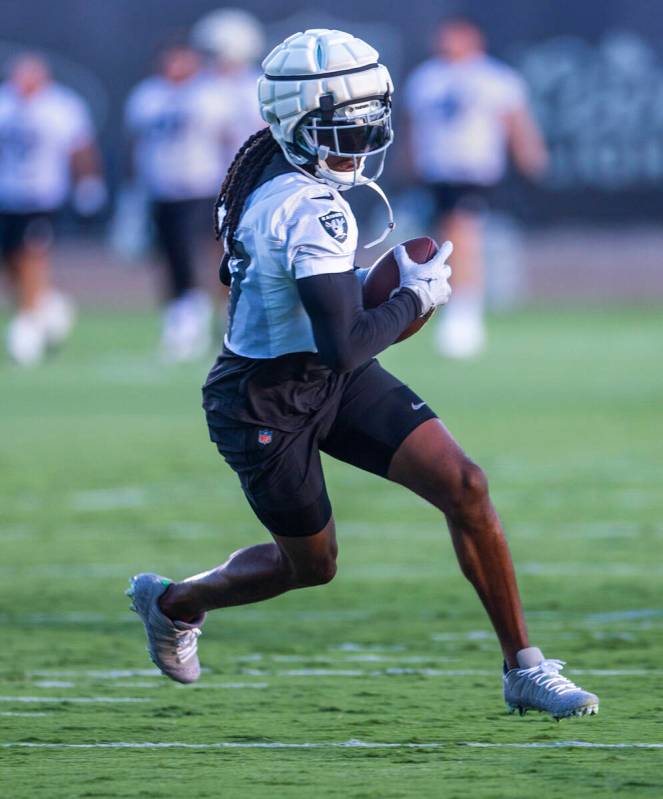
[404,17,548,358]
[190,8,265,165]
[0,52,105,365]
[125,41,229,362]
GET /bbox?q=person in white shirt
[190,8,266,178]
[405,17,547,358]
[126,42,228,362]
[0,53,105,365]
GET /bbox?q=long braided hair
[214,127,280,285]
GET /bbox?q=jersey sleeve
[497,68,528,114]
[286,192,357,280]
[297,272,420,373]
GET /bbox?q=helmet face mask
[294,97,393,189]
[297,98,392,157]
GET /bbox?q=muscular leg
[159,517,338,623]
[388,418,528,668]
[8,244,50,311]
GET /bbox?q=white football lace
[163,627,201,663]
[516,659,581,697]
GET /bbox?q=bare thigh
[388,417,484,514]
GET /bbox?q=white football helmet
[191,8,265,66]
[259,30,394,241]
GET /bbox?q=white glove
[393,240,453,316]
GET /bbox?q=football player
[404,17,548,358]
[190,7,266,168]
[128,29,597,720]
[0,53,105,365]
[125,42,226,362]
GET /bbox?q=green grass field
[2,308,662,798]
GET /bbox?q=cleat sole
[553,704,599,720]
[508,702,599,720]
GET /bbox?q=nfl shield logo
[318,210,348,243]
[258,429,273,446]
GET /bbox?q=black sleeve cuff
[393,287,423,318]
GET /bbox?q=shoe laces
[516,659,581,696]
[172,626,201,663]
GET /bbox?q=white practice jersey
[405,55,527,185]
[223,163,358,359]
[0,83,93,212]
[126,75,232,201]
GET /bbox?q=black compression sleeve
[296,271,420,373]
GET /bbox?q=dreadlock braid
[214,127,280,285]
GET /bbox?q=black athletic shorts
[0,211,55,259]
[429,182,492,216]
[203,357,437,537]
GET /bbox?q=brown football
[362,236,438,343]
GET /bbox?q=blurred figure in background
[405,17,547,358]
[0,53,105,366]
[125,41,227,363]
[191,8,265,166]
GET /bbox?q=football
[362,236,439,343]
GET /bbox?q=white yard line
[0,712,49,718]
[0,739,440,750]
[463,741,663,750]
[29,669,163,679]
[3,740,662,751]
[33,681,76,689]
[274,668,662,678]
[0,696,151,703]
[22,667,662,685]
[183,682,268,690]
[278,669,365,677]
[108,682,269,690]
[276,668,492,677]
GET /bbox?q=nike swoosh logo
[411,401,426,410]
[312,193,334,200]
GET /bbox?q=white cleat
[6,312,46,366]
[160,290,212,363]
[435,311,485,359]
[37,290,76,349]
[126,573,203,684]
[504,647,600,721]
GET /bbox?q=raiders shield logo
[318,210,348,243]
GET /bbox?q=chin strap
[363,180,395,249]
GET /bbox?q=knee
[447,460,490,517]
[294,555,337,587]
